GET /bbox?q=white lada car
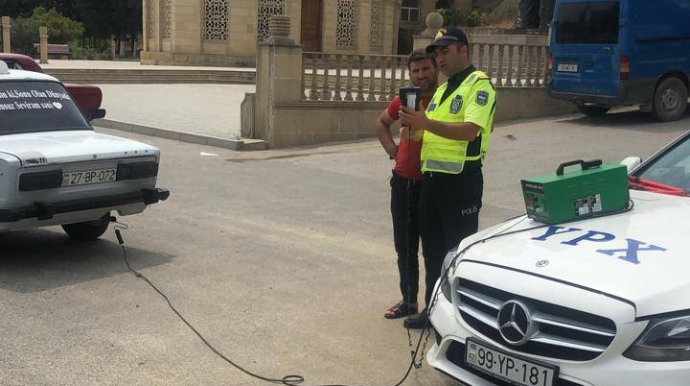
[0,63,169,240]
[428,130,690,386]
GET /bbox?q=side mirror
[89,108,106,121]
[621,156,642,173]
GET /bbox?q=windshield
[556,1,620,44]
[0,80,91,135]
[633,135,690,196]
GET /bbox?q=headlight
[441,249,459,302]
[441,274,453,302]
[624,316,690,361]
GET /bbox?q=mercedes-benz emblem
[497,300,536,346]
[536,259,549,268]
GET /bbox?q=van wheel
[62,218,110,241]
[652,77,688,122]
[577,105,610,117]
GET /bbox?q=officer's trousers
[419,167,483,307]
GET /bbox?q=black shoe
[403,309,429,329]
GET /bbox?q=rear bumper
[0,188,170,223]
[548,79,656,107]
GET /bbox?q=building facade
[142,0,403,67]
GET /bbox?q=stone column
[110,35,117,59]
[413,12,443,51]
[254,15,303,147]
[39,26,48,64]
[2,16,11,53]
[142,1,149,52]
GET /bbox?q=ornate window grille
[161,0,172,39]
[337,0,357,50]
[370,0,383,52]
[258,0,286,43]
[401,0,420,22]
[203,0,230,41]
[147,0,156,37]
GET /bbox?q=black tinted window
[556,2,620,44]
[0,80,90,135]
[636,136,690,193]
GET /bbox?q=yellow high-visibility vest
[421,70,496,174]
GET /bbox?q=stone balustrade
[302,53,409,102]
[471,43,550,88]
[302,43,550,102]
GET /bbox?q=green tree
[0,0,79,19]
[11,7,84,54]
[74,0,142,40]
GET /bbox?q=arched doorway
[301,0,323,52]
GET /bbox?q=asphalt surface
[96,83,254,140]
[0,109,688,386]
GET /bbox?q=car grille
[456,278,617,361]
[445,340,585,386]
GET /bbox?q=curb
[93,119,268,151]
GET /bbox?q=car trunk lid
[0,130,157,167]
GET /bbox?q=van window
[556,1,620,44]
[0,80,91,135]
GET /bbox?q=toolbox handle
[556,159,603,176]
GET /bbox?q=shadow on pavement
[557,107,690,133]
[0,228,174,293]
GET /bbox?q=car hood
[0,130,158,167]
[458,190,690,318]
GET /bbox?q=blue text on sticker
[531,226,667,265]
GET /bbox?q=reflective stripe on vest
[421,70,493,175]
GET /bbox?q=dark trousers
[419,168,483,306]
[390,171,421,305]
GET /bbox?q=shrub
[11,7,84,55]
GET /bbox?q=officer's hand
[399,106,430,131]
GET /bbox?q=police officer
[399,27,496,329]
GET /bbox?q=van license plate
[557,63,579,73]
[62,168,117,186]
[465,338,557,386]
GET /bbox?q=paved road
[0,110,688,386]
[97,83,255,140]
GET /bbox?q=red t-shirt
[387,96,431,181]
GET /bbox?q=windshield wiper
[628,176,688,197]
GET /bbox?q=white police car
[0,62,168,240]
[427,130,690,386]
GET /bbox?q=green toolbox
[521,160,630,224]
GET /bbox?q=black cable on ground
[115,227,425,386]
[113,199,635,386]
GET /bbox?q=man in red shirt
[376,50,439,319]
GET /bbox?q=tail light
[19,171,63,191]
[620,55,630,81]
[547,54,553,79]
[117,162,159,181]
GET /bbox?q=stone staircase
[44,68,256,84]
